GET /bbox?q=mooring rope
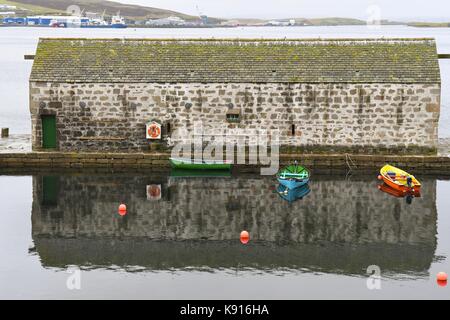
[345,153,357,171]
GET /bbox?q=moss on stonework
[30,38,441,84]
[278,145,438,155]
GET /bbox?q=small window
[291,124,296,136]
[167,122,171,134]
[226,113,240,122]
[226,109,241,123]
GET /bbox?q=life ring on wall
[147,123,161,139]
[148,185,161,198]
[147,184,162,200]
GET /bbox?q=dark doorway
[41,115,56,149]
[42,176,59,206]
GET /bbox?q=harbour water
[0,172,449,299]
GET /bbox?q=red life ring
[148,185,161,198]
[147,124,161,139]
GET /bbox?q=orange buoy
[377,175,383,181]
[437,280,447,287]
[240,231,250,244]
[437,272,448,282]
[118,203,127,216]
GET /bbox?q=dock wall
[1,152,450,173]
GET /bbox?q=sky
[117,0,450,21]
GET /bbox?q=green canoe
[169,157,232,170]
[170,169,232,178]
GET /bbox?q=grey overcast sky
[117,0,449,21]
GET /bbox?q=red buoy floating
[240,231,250,244]
[437,272,447,287]
[437,272,448,281]
[118,203,127,216]
[437,280,447,287]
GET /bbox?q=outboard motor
[406,176,413,187]
[406,195,413,205]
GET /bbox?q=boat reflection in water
[378,183,421,205]
[277,184,311,202]
[31,174,437,278]
[170,169,232,178]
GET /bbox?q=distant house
[0,11,16,16]
[267,20,295,26]
[29,38,441,154]
[146,16,186,26]
[0,5,16,10]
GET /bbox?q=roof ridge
[37,37,437,42]
[31,37,440,84]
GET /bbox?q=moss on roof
[30,38,441,84]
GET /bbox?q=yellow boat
[378,164,421,192]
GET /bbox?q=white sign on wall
[146,121,161,140]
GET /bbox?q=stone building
[29,38,441,154]
[32,174,437,273]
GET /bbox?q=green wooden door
[41,115,56,149]
[42,176,59,206]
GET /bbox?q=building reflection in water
[31,173,437,277]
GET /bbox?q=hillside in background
[0,0,200,20]
[300,17,366,26]
[1,0,444,27]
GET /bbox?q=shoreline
[1,24,448,29]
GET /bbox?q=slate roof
[30,38,441,84]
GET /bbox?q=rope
[345,153,357,171]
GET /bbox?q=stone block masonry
[29,82,440,154]
[1,152,450,174]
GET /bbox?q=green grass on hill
[306,17,366,26]
[0,0,62,14]
[0,0,199,20]
[408,22,450,28]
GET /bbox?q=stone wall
[2,152,450,172]
[30,81,440,154]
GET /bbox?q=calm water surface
[0,25,449,137]
[0,172,449,299]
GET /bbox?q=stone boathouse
[29,38,441,154]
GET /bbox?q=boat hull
[169,158,231,170]
[277,184,311,202]
[170,169,231,178]
[382,176,421,192]
[277,177,309,189]
[379,164,421,192]
[378,183,421,198]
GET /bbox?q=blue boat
[276,163,310,189]
[277,184,311,202]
